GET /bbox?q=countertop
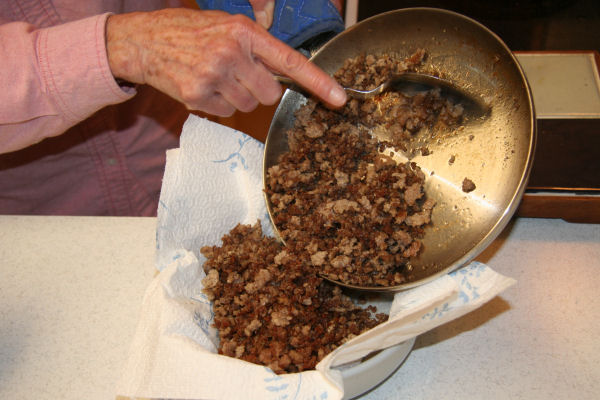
[0,215,598,399]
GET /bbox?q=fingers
[198,95,236,117]
[196,28,282,110]
[249,0,275,29]
[107,8,346,118]
[218,77,261,113]
[251,33,347,108]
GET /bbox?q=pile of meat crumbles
[266,50,463,287]
[201,222,386,373]
[201,51,464,374]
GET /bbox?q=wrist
[105,13,142,85]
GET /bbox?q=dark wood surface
[357,0,600,52]
[520,118,600,223]
[527,119,600,192]
[517,194,600,223]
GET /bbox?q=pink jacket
[0,0,189,215]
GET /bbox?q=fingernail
[329,86,347,106]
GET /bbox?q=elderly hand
[106,8,346,117]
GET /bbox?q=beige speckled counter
[0,216,598,399]
[0,216,157,400]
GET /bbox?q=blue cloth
[196,0,344,49]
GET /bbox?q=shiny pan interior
[263,8,536,292]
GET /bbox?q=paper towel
[117,114,515,399]
[155,115,274,272]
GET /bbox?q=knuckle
[193,60,228,87]
[211,41,244,71]
[282,51,307,73]
[230,13,256,30]
[179,86,196,104]
[307,74,328,93]
[224,13,256,39]
[179,80,209,106]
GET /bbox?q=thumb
[249,0,275,29]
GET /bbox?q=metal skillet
[263,8,536,292]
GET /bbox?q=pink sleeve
[0,13,136,154]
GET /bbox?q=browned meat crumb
[448,155,456,165]
[201,222,386,374]
[462,178,476,193]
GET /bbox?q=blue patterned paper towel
[155,115,274,272]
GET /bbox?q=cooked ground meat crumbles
[201,222,386,374]
[265,50,462,287]
[200,51,464,374]
[333,51,464,155]
[462,177,477,193]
